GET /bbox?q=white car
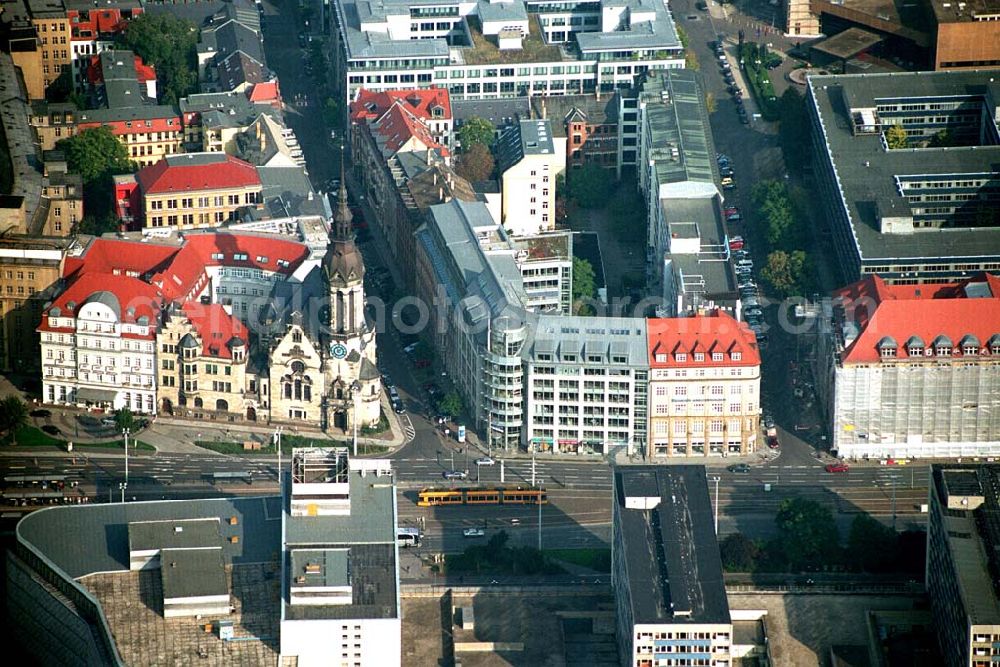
[463,528,485,538]
[475,457,496,466]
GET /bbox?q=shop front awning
[76,387,118,403]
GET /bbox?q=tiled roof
[647,311,760,367]
[371,102,449,157]
[40,272,163,330]
[181,302,246,358]
[247,80,279,103]
[136,153,261,194]
[833,273,1000,364]
[63,237,177,280]
[350,87,451,123]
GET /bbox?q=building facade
[612,465,733,667]
[329,0,685,109]
[126,153,263,230]
[927,464,1000,667]
[808,71,1000,284]
[822,273,1000,460]
[531,94,619,172]
[646,312,761,458]
[38,171,83,236]
[523,315,648,455]
[496,119,565,236]
[0,241,63,373]
[28,100,77,150]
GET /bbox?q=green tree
[778,88,809,170]
[438,391,463,417]
[884,125,908,150]
[566,164,614,209]
[0,396,29,445]
[322,97,341,129]
[58,127,133,185]
[720,533,759,572]
[761,250,809,298]
[454,142,495,183]
[927,129,954,148]
[120,13,199,104]
[457,116,496,150]
[114,407,136,434]
[572,256,596,303]
[774,498,841,571]
[847,514,898,573]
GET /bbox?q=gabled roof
[371,102,449,157]
[63,237,177,280]
[350,87,451,123]
[648,311,760,367]
[180,302,247,359]
[39,272,163,332]
[833,273,1000,363]
[136,153,261,194]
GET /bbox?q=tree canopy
[884,125,908,150]
[0,396,29,445]
[720,533,759,572]
[120,13,199,104]
[457,116,496,150]
[761,249,809,298]
[114,407,137,434]
[572,256,596,303]
[566,164,614,209]
[774,498,841,571]
[438,391,463,418]
[777,88,808,170]
[454,142,495,183]
[847,514,898,573]
[59,127,133,185]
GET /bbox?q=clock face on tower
[331,343,348,359]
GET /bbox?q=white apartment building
[523,315,648,455]
[330,0,685,108]
[280,449,401,667]
[646,312,762,458]
[40,275,161,413]
[496,119,565,236]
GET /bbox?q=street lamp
[122,427,130,503]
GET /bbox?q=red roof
[137,154,261,195]
[247,81,280,103]
[63,237,177,281]
[39,272,163,331]
[647,312,760,367]
[134,56,156,83]
[350,87,451,124]
[153,233,310,301]
[180,302,246,359]
[833,273,1000,364]
[69,7,140,37]
[371,102,450,157]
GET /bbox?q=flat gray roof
[614,465,731,626]
[283,467,396,546]
[17,497,282,579]
[496,119,556,171]
[128,517,221,552]
[160,547,229,601]
[291,548,350,588]
[284,545,397,620]
[808,71,1000,262]
[526,314,648,365]
[641,70,718,187]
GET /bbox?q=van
[721,176,734,187]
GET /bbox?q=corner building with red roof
[646,311,762,458]
[821,273,1000,459]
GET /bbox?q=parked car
[392,399,406,414]
[825,463,850,473]
[41,425,61,436]
[403,342,419,354]
[463,528,485,537]
[720,167,734,177]
[727,212,743,223]
[766,435,780,449]
[101,417,117,427]
[727,463,752,473]
[475,457,496,466]
[444,470,468,480]
[729,239,745,251]
[724,206,739,217]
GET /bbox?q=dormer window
[936,346,951,357]
[881,347,896,358]
[732,352,742,361]
[990,335,1000,355]
[908,346,921,357]
[655,353,667,363]
[959,334,980,356]
[694,352,705,362]
[963,345,978,356]
[676,353,687,362]
[712,352,723,362]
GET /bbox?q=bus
[397,527,421,547]
[417,485,547,507]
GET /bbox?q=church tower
[321,163,381,431]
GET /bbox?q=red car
[724,207,739,217]
[729,239,745,251]
[766,435,779,449]
[825,463,850,473]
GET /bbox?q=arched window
[216,399,228,412]
[284,382,292,399]
[194,397,203,408]
[291,360,305,374]
[294,379,302,400]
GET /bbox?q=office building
[328,0,684,109]
[115,153,263,230]
[821,273,1000,460]
[646,312,761,458]
[808,70,1000,283]
[523,315,648,455]
[927,464,1000,667]
[612,465,733,667]
[280,449,401,666]
[496,119,565,236]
